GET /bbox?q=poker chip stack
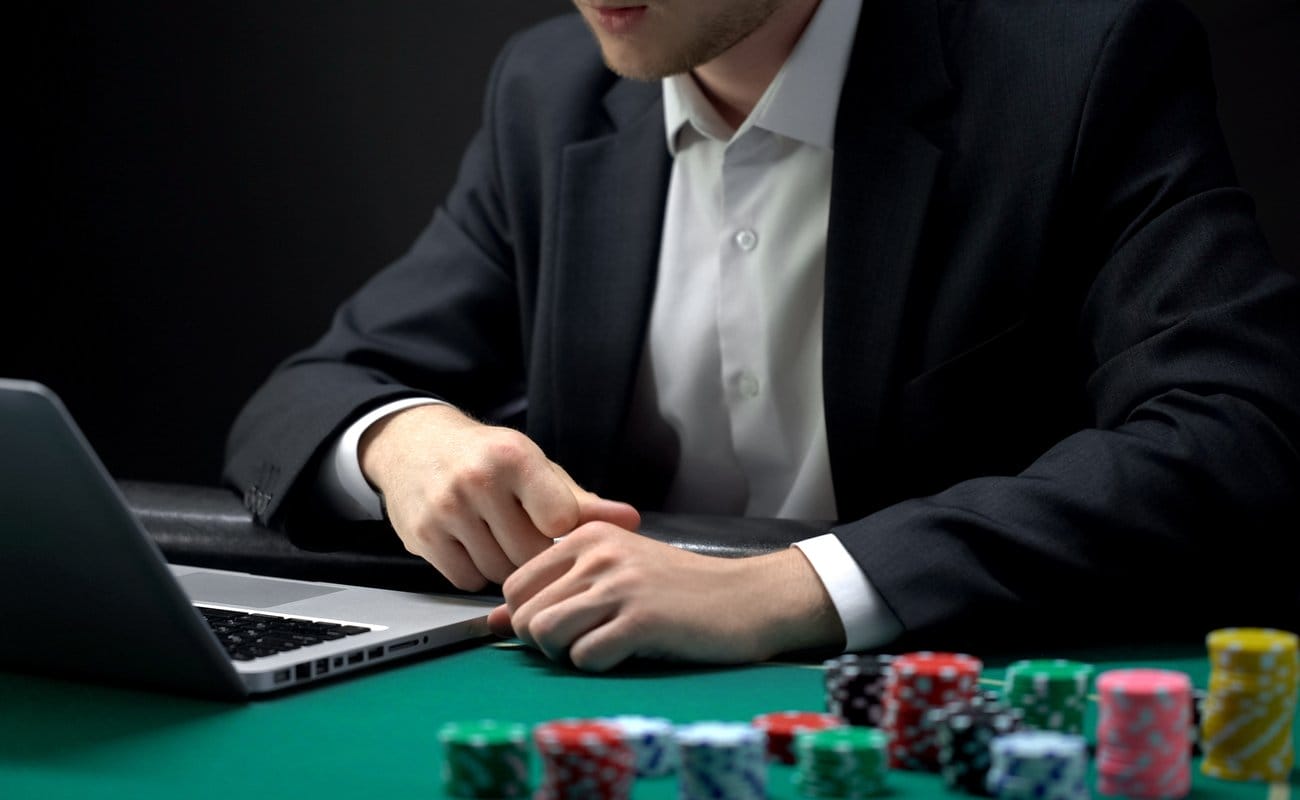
[1004,659,1096,735]
[675,721,768,800]
[600,715,678,777]
[533,719,636,800]
[927,695,1025,795]
[1189,688,1207,756]
[882,651,983,770]
[1094,668,1192,799]
[752,711,845,764]
[438,720,532,799]
[824,654,895,726]
[985,731,1090,800]
[792,725,890,798]
[1200,627,1300,783]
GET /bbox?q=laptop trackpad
[178,572,345,608]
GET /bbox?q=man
[225,0,1300,671]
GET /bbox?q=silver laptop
[0,378,497,700]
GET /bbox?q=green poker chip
[439,720,531,798]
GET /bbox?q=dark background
[10,0,1299,489]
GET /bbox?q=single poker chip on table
[533,719,636,800]
[1095,668,1192,799]
[1200,627,1299,783]
[824,653,895,726]
[599,715,677,776]
[882,651,983,770]
[1003,658,1095,735]
[438,719,532,798]
[927,694,1024,796]
[986,730,1090,800]
[675,721,768,800]
[752,711,845,764]
[792,725,889,798]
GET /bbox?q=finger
[500,541,582,615]
[523,593,618,664]
[568,617,641,673]
[512,463,583,538]
[479,497,554,566]
[409,530,487,592]
[487,604,514,638]
[548,462,640,531]
[451,515,516,586]
[578,497,641,531]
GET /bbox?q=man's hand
[358,404,640,590]
[487,523,845,671]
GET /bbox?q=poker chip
[1095,668,1192,799]
[792,725,889,798]
[1190,688,1207,757]
[1200,627,1299,783]
[824,653,895,726]
[533,719,636,800]
[1004,659,1095,735]
[882,651,983,770]
[675,721,768,800]
[752,711,845,764]
[986,731,1090,800]
[928,694,1024,796]
[438,720,531,798]
[599,715,677,776]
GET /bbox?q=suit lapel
[546,81,670,491]
[825,0,952,521]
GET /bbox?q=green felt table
[1,638,1296,799]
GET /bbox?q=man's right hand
[357,404,640,591]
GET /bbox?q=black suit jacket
[225,0,1300,646]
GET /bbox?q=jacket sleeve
[836,0,1300,648]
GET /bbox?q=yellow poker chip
[1201,627,1300,783]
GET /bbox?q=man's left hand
[486,522,845,671]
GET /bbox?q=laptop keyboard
[197,606,372,661]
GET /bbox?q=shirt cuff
[317,397,446,520]
[793,533,903,652]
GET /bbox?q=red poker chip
[752,711,844,764]
[884,652,983,771]
[534,719,635,799]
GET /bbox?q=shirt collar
[662,0,863,154]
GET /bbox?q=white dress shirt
[319,0,901,651]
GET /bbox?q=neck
[691,0,822,129]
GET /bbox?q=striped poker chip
[1095,668,1192,799]
[752,711,845,764]
[599,715,677,776]
[1200,627,1299,783]
[986,731,1089,800]
[793,726,889,798]
[675,721,767,800]
[882,651,983,771]
[824,653,894,726]
[929,695,1023,796]
[1004,659,1095,735]
[533,719,635,800]
[439,720,531,798]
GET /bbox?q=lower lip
[593,6,647,34]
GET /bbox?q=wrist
[733,548,844,660]
[357,403,462,493]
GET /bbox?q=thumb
[549,462,641,531]
[487,604,514,638]
[577,496,641,531]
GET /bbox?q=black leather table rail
[121,481,831,596]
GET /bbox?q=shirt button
[733,229,758,252]
[738,372,760,398]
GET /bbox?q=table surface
[2,638,1296,799]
